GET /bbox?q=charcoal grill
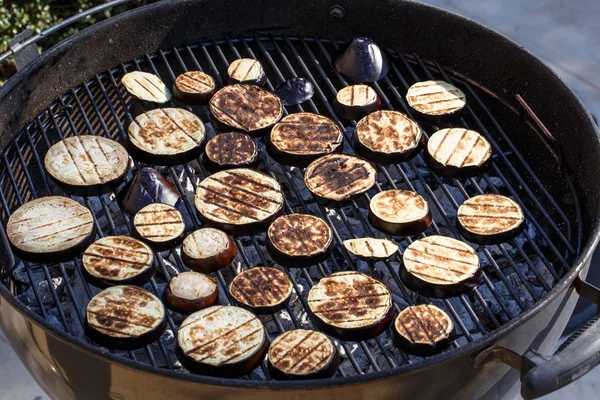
[1,1,600,399]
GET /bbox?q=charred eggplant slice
[86,285,166,350]
[117,167,180,215]
[425,128,492,178]
[369,190,432,236]
[334,37,390,83]
[457,194,524,244]
[226,59,267,86]
[177,305,267,377]
[267,214,333,268]
[133,203,186,250]
[82,236,154,288]
[182,228,237,273]
[392,304,456,356]
[128,108,206,166]
[354,110,423,164]
[44,135,129,196]
[268,329,340,380]
[268,113,344,168]
[307,271,393,341]
[343,238,399,261]
[229,266,293,314]
[406,80,466,123]
[209,84,283,137]
[172,71,216,105]
[7,196,96,262]
[163,271,218,314]
[304,154,377,206]
[400,235,481,298]
[275,77,315,106]
[121,71,172,103]
[194,168,284,235]
[334,85,381,120]
[203,132,259,173]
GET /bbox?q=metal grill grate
[0,35,580,380]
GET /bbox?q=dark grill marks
[457,194,524,236]
[356,110,421,154]
[268,214,332,256]
[427,128,491,170]
[270,113,342,154]
[121,71,171,103]
[406,80,466,116]
[133,203,185,243]
[268,329,337,377]
[83,236,153,281]
[394,305,454,347]
[205,132,257,166]
[175,71,215,93]
[230,267,292,310]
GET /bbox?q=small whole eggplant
[334,37,390,83]
[274,77,315,106]
[117,167,180,215]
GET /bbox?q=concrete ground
[1,0,599,399]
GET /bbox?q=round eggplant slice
[334,85,381,120]
[172,71,216,105]
[457,194,524,244]
[307,271,393,341]
[268,329,340,380]
[203,132,259,173]
[117,167,180,215]
[133,203,186,250]
[177,305,267,377]
[369,190,432,236]
[7,196,95,262]
[163,271,218,314]
[304,154,377,206]
[86,285,166,350]
[209,84,283,137]
[121,71,171,104]
[128,108,206,166]
[44,135,129,196]
[354,110,423,164]
[268,113,343,168]
[267,214,333,268]
[182,228,237,273]
[229,266,293,314]
[425,128,492,178]
[406,80,466,123]
[82,236,154,288]
[343,238,399,261]
[392,304,456,356]
[400,235,481,298]
[226,58,267,86]
[194,168,284,235]
[333,37,390,83]
[275,77,315,106]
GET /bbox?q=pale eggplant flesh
[334,85,381,120]
[202,132,260,173]
[181,227,237,273]
[406,80,466,123]
[172,71,217,105]
[275,77,315,106]
[225,59,267,86]
[121,71,172,104]
[343,238,399,261]
[229,267,293,314]
[333,37,390,83]
[117,167,180,215]
[133,203,186,251]
[163,271,218,314]
[368,190,432,236]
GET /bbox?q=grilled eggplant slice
[229,266,293,314]
[209,84,283,137]
[177,305,267,377]
[354,110,423,164]
[7,196,95,262]
[425,128,492,178]
[172,71,216,105]
[128,108,205,166]
[133,203,186,250]
[343,238,399,261]
[406,80,466,123]
[334,37,390,83]
[275,77,315,106]
[392,304,456,356]
[203,132,259,173]
[194,168,284,235]
[117,167,180,215]
[307,271,393,341]
[226,59,267,86]
[182,228,237,273]
[267,214,333,267]
[268,329,340,380]
[44,135,129,195]
[304,154,377,206]
[163,271,218,314]
[334,85,381,120]
[457,194,524,244]
[86,285,166,350]
[400,235,481,298]
[268,113,344,168]
[369,190,432,236]
[121,71,172,104]
[82,236,154,288]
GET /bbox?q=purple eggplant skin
[266,235,334,268]
[399,263,483,299]
[307,304,394,342]
[333,93,382,121]
[197,207,285,237]
[457,219,524,246]
[132,225,186,252]
[368,206,432,237]
[353,131,424,165]
[333,37,390,83]
[182,235,237,273]
[275,78,315,106]
[82,264,155,289]
[176,333,268,377]
[117,167,180,215]
[424,147,491,179]
[391,321,456,357]
[225,70,267,87]
[86,314,167,351]
[268,344,341,380]
[266,138,344,169]
[162,277,219,315]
